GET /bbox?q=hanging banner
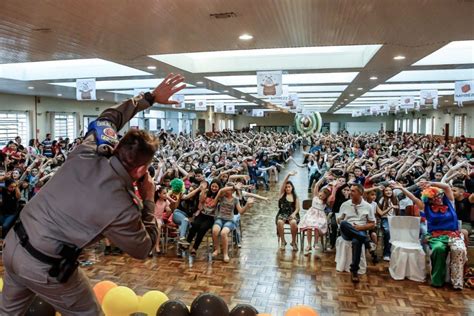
[378,104,389,114]
[257,70,282,97]
[194,99,207,111]
[420,90,438,109]
[225,104,235,114]
[285,93,299,110]
[363,108,372,116]
[454,80,474,103]
[214,102,224,113]
[76,78,96,101]
[252,109,265,117]
[172,95,185,109]
[370,106,379,115]
[399,96,415,109]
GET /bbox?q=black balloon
[230,304,258,316]
[190,293,229,316]
[25,296,56,316]
[157,299,190,316]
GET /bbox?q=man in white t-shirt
[337,183,376,282]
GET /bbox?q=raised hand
[152,73,186,105]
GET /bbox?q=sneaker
[178,237,190,247]
[111,247,123,256]
[223,255,230,263]
[383,256,390,262]
[291,242,298,252]
[237,243,242,249]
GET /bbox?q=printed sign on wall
[454,80,474,102]
[172,95,185,109]
[76,78,96,101]
[225,104,235,114]
[257,71,282,97]
[252,109,265,117]
[194,99,207,111]
[399,96,415,109]
[420,90,438,109]
[214,103,224,113]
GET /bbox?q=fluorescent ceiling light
[147,66,157,70]
[208,72,359,85]
[370,76,378,80]
[252,92,340,98]
[393,55,406,60]
[51,78,194,90]
[185,94,237,100]
[372,83,454,91]
[239,34,253,40]
[363,90,453,97]
[413,40,474,65]
[0,58,151,81]
[388,69,474,82]
[150,45,380,73]
[235,85,347,93]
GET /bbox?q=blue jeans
[0,214,17,239]
[381,217,391,258]
[172,209,189,238]
[340,221,370,274]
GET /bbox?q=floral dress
[298,197,328,234]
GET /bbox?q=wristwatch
[144,92,155,105]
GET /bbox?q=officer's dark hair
[114,129,159,171]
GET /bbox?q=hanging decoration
[294,112,322,136]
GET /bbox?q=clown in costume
[415,180,468,289]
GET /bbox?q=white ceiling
[0,0,473,113]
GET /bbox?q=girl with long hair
[276,171,300,251]
[377,186,399,261]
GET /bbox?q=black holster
[48,244,82,283]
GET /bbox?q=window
[227,119,234,130]
[219,119,226,131]
[394,119,401,132]
[0,111,29,147]
[425,117,433,135]
[413,118,420,134]
[54,113,76,139]
[454,114,466,137]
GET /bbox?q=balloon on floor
[25,296,56,316]
[294,112,322,136]
[88,279,319,316]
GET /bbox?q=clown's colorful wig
[170,178,185,193]
[421,187,443,203]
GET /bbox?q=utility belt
[14,221,82,283]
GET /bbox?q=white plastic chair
[335,236,367,275]
[388,216,426,282]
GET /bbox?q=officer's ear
[129,164,149,181]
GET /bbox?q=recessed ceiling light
[444,100,448,102]
[239,34,254,40]
[100,98,104,101]
[241,96,246,99]
[28,86,34,90]
[223,90,229,93]
[357,87,363,91]
[196,81,204,85]
[370,76,378,80]
[349,94,354,97]
[146,66,156,70]
[393,55,406,60]
[57,93,62,96]
[344,99,348,101]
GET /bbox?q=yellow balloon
[102,286,139,316]
[137,290,169,315]
[0,277,3,292]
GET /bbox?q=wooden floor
[2,153,474,315]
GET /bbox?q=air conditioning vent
[210,12,237,19]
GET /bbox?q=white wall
[394,104,474,137]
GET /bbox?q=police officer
[0,73,185,315]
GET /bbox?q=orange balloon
[258,314,272,316]
[93,281,118,304]
[285,305,319,316]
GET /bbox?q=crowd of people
[0,129,472,289]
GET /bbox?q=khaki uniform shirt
[20,97,157,260]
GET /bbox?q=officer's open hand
[152,73,186,105]
[137,172,155,202]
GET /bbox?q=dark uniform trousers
[0,96,158,315]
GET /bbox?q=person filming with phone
[0,74,186,315]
